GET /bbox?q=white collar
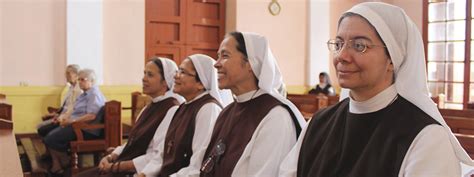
[185,91,209,104]
[235,89,264,103]
[152,93,172,103]
[349,85,397,114]
[318,83,328,88]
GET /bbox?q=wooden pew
[440,109,474,118]
[455,133,474,159]
[439,109,474,134]
[70,100,122,174]
[439,109,474,160]
[130,92,151,126]
[327,95,340,106]
[122,92,151,136]
[287,94,329,120]
[287,94,340,120]
[0,103,23,177]
[0,93,6,103]
[0,103,12,121]
[444,117,474,135]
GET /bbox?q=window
[424,0,473,109]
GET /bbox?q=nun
[200,32,306,177]
[136,54,232,176]
[279,2,473,177]
[76,57,184,177]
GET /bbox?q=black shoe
[40,154,51,161]
[48,168,64,177]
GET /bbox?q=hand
[137,173,146,177]
[98,157,112,173]
[59,119,71,127]
[51,115,60,123]
[42,112,57,120]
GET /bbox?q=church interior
[1,0,473,176]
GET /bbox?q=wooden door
[185,0,225,60]
[146,46,185,63]
[146,0,186,63]
[146,0,225,64]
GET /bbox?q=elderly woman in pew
[76,57,185,177]
[43,68,106,177]
[37,64,82,137]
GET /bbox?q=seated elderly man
[43,68,106,177]
[37,64,82,137]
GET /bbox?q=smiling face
[334,15,394,101]
[173,58,204,101]
[214,35,256,95]
[142,61,168,98]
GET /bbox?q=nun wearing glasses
[280,2,473,177]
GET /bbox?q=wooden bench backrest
[439,109,474,135]
[287,94,320,114]
[439,109,474,118]
[131,92,152,125]
[444,117,474,134]
[327,95,340,106]
[104,100,122,147]
[0,103,12,121]
[455,134,474,159]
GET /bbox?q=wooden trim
[0,103,12,121]
[15,133,40,139]
[0,119,13,130]
[464,0,472,109]
[425,0,474,109]
[423,0,429,68]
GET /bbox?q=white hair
[66,64,80,74]
[78,68,96,85]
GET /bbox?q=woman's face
[173,58,204,100]
[319,75,326,84]
[65,68,78,85]
[142,61,168,98]
[78,73,92,91]
[215,36,254,92]
[333,15,393,99]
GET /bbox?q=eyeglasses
[327,39,386,54]
[78,78,88,82]
[201,139,226,173]
[176,68,196,77]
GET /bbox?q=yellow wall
[0,85,141,134]
[287,85,309,94]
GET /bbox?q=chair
[0,103,12,121]
[327,95,340,106]
[0,93,6,103]
[287,94,321,120]
[0,103,12,129]
[69,100,122,174]
[0,103,22,176]
[122,92,151,137]
[130,92,151,126]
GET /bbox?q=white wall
[309,0,330,87]
[67,0,103,84]
[1,0,67,86]
[102,0,144,85]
